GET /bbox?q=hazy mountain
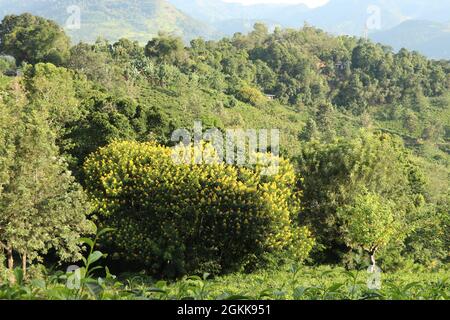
[296,0,403,35]
[168,0,310,35]
[383,0,450,23]
[0,0,217,44]
[2,0,450,59]
[169,0,450,38]
[168,0,400,36]
[168,0,450,59]
[371,20,450,60]
[299,0,450,35]
[168,0,309,24]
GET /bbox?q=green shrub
[0,55,15,74]
[224,95,238,108]
[237,85,267,107]
[84,141,314,277]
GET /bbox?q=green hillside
[0,13,449,299]
[0,0,216,43]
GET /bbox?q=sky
[223,0,330,8]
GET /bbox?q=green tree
[84,141,314,277]
[338,193,400,267]
[314,102,336,140]
[112,38,145,63]
[248,23,269,48]
[0,104,92,280]
[0,99,15,193]
[67,94,170,175]
[144,34,186,64]
[237,85,267,107]
[67,43,115,84]
[296,131,425,263]
[402,109,419,134]
[0,14,70,65]
[0,96,20,282]
[334,72,368,114]
[0,55,16,74]
[404,199,450,266]
[23,63,82,130]
[299,118,319,142]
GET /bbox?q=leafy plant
[84,141,314,277]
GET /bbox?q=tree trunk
[370,247,378,271]
[370,253,376,268]
[7,247,13,271]
[6,247,15,285]
[22,252,27,280]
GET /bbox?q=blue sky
[223,0,329,8]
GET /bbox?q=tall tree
[23,63,82,129]
[296,131,426,263]
[0,14,70,65]
[0,99,16,280]
[0,103,92,279]
[144,34,186,65]
[338,193,400,268]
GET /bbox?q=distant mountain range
[0,0,449,59]
[169,0,450,36]
[371,20,450,60]
[168,0,450,60]
[0,0,216,43]
[168,0,309,35]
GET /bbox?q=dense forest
[0,13,448,299]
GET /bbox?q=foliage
[0,13,70,65]
[23,63,83,130]
[84,141,314,277]
[236,85,267,107]
[0,55,16,74]
[0,265,448,300]
[61,227,116,299]
[145,34,186,64]
[338,193,400,265]
[0,95,16,192]
[0,74,93,275]
[0,13,448,297]
[404,199,450,266]
[296,130,426,264]
[0,107,93,265]
[66,41,122,88]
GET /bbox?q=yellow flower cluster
[84,141,314,275]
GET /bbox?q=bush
[0,14,70,65]
[237,85,267,107]
[296,131,427,264]
[84,141,314,277]
[0,55,15,74]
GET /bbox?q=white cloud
[222,0,329,8]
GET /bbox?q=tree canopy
[0,15,448,277]
[0,13,70,65]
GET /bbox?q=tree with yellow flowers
[84,141,314,277]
